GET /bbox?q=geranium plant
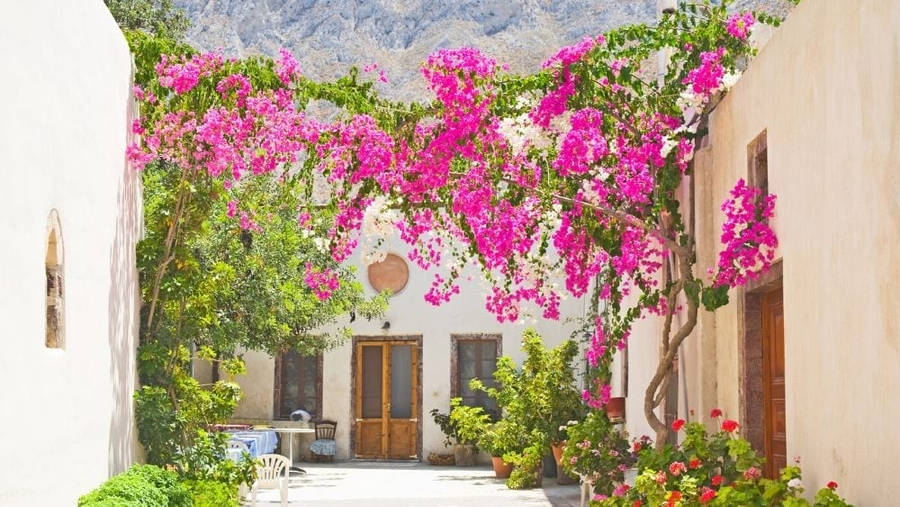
[559,411,637,496]
[596,410,852,506]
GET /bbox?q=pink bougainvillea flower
[726,11,756,40]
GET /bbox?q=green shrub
[183,479,240,507]
[78,470,167,507]
[128,464,191,506]
[78,464,190,507]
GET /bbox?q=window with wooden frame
[450,334,501,418]
[273,350,323,420]
[748,130,769,217]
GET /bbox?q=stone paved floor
[246,461,582,506]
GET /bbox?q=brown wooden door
[354,341,418,459]
[762,288,786,477]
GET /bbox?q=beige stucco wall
[233,237,589,461]
[0,1,142,505]
[682,1,900,503]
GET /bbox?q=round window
[367,253,409,295]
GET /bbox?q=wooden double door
[354,340,419,459]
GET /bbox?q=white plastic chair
[226,441,251,500]
[251,453,290,507]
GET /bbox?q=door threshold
[349,458,420,464]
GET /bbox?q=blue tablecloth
[226,429,278,460]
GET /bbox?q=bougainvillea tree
[128,0,782,447]
[124,31,387,470]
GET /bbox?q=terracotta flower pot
[551,441,565,466]
[606,396,626,422]
[491,456,514,478]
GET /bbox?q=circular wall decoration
[367,253,409,295]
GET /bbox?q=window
[273,350,322,420]
[748,130,769,200]
[45,210,64,349]
[451,334,501,418]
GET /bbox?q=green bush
[78,464,190,507]
[78,466,168,506]
[183,479,239,507]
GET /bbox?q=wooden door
[762,288,786,477]
[354,341,418,459]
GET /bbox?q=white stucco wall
[0,1,141,505]
[233,236,589,460]
[656,1,899,503]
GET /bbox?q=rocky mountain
[176,0,793,101]
[176,0,656,99]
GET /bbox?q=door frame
[350,335,423,460]
[739,260,784,469]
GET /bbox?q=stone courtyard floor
[246,461,582,506]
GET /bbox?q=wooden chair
[251,454,289,507]
[310,419,337,462]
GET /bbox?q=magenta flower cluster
[682,47,726,100]
[726,11,756,41]
[714,178,778,288]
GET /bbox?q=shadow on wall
[107,87,143,475]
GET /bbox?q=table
[272,427,315,468]
[226,429,279,458]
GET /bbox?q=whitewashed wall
[0,1,141,505]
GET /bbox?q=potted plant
[478,419,526,478]
[504,440,545,489]
[448,398,490,467]
[428,407,459,465]
[559,411,634,497]
[605,396,626,422]
[467,330,581,489]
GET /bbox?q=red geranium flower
[721,419,739,432]
[699,487,717,503]
[689,458,702,469]
[710,408,723,418]
[711,474,724,486]
[672,418,686,431]
[633,441,642,452]
[667,491,682,507]
[669,461,687,476]
[827,481,838,490]
[633,501,643,507]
